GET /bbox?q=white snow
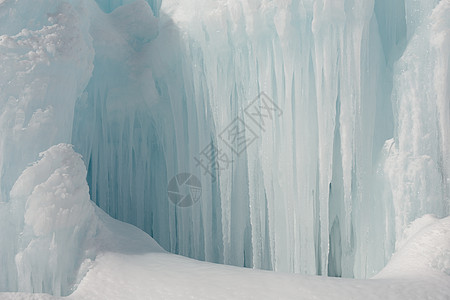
[69,214,450,300]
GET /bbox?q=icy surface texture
[94,0,161,15]
[66,215,450,300]
[383,0,450,254]
[0,143,164,296]
[0,0,449,294]
[0,0,94,204]
[0,1,95,293]
[146,0,448,278]
[11,145,97,296]
[0,144,97,295]
[375,214,450,281]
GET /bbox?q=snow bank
[2,214,449,299]
[0,144,98,295]
[0,143,164,296]
[69,214,450,299]
[11,144,97,296]
[376,215,450,278]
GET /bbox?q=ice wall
[0,0,449,293]
[9,144,97,296]
[0,0,94,203]
[384,0,450,253]
[73,0,448,278]
[155,0,394,277]
[0,0,95,293]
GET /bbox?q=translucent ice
[0,1,449,295]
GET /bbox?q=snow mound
[10,144,97,296]
[1,144,99,296]
[376,215,450,278]
[1,144,163,296]
[70,215,450,300]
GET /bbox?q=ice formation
[0,0,449,296]
[9,144,97,295]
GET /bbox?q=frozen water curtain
[0,0,449,294]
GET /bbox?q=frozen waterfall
[0,0,449,295]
